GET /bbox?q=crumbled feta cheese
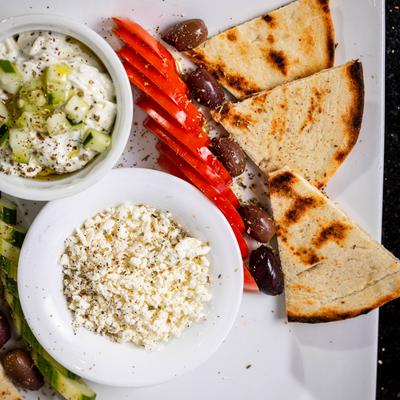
[61,203,212,350]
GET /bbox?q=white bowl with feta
[0,14,132,200]
[18,168,243,387]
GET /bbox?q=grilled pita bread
[0,364,22,400]
[187,0,335,99]
[268,167,400,323]
[212,61,364,189]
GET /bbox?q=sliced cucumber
[2,262,81,383]
[0,198,17,224]
[2,282,21,335]
[0,60,23,94]
[0,220,26,247]
[0,102,9,125]
[82,129,110,152]
[0,124,9,147]
[0,238,19,285]
[38,349,80,381]
[0,199,95,399]
[46,64,71,105]
[3,274,18,298]
[0,238,20,263]
[0,254,17,280]
[11,305,40,349]
[47,112,70,135]
[13,298,80,381]
[32,352,96,400]
[65,95,89,124]
[9,128,31,163]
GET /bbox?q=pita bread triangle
[268,167,400,322]
[212,60,364,189]
[187,0,335,99]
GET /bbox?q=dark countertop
[377,2,400,399]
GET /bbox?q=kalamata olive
[186,68,225,108]
[249,245,284,295]
[210,137,246,177]
[238,205,276,242]
[0,311,11,347]
[162,19,208,51]
[3,349,44,390]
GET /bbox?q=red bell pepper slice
[138,98,236,190]
[146,118,238,206]
[231,225,249,258]
[118,46,188,105]
[114,28,172,78]
[113,17,175,69]
[243,264,260,292]
[157,153,186,180]
[160,148,254,293]
[123,62,203,133]
[138,96,232,187]
[136,95,209,148]
[114,28,203,124]
[156,141,245,233]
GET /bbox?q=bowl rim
[18,167,244,387]
[0,14,133,201]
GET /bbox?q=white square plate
[0,0,384,399]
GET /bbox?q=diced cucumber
[47,112,69,135]
[65,95,89,124]
[68,148,80,159]
[0,102,9,125]
[0,124,9,147]
[0,60,23,94]
[0,60,17,73]
[46,64,71,105]
[22,88,46,108]
[9,128,31,163]
[36,167,56,177]
[32,352,96,400]
[0,220,26,247]
[69,121,85,131]
[16,111,48,133]
[87,101,116,132]
[18,78,47,110]
[82,129,110,152]
[0,198,17,224]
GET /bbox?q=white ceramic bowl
[0,14,133,201]
[18,168,243,387]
